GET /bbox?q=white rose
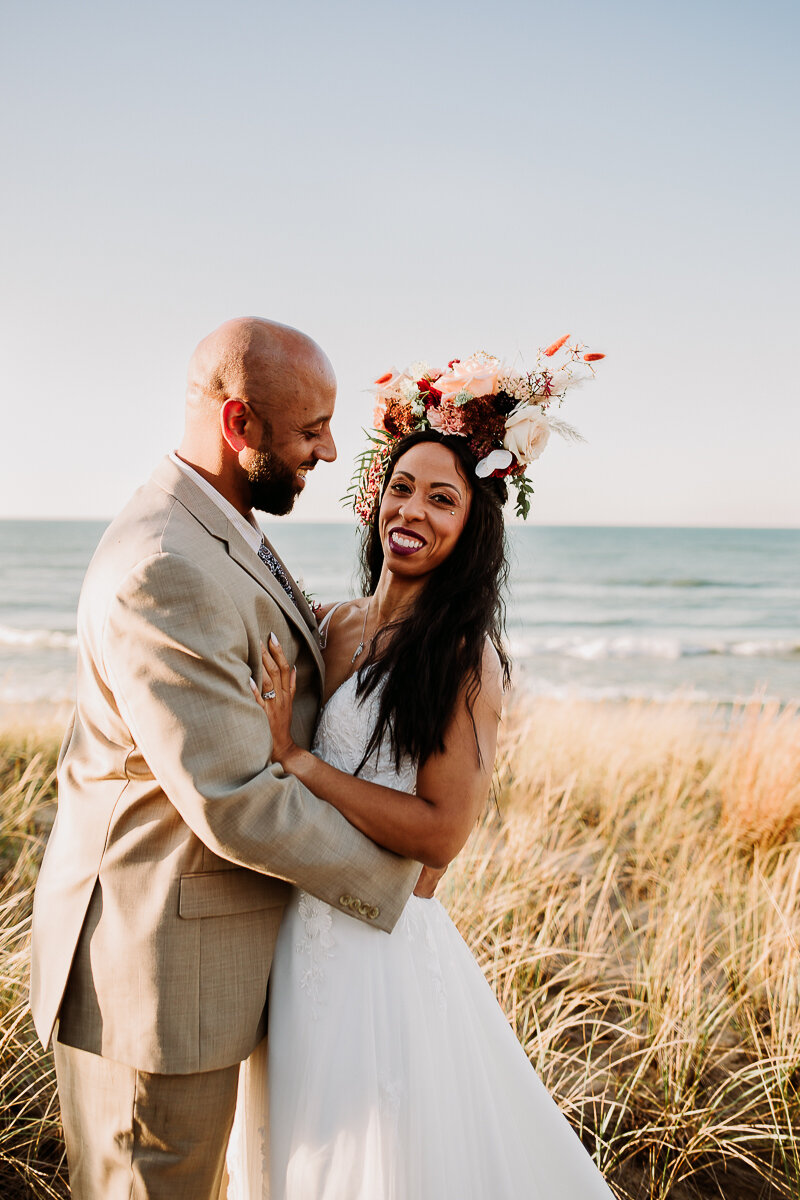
[502,404,551,464]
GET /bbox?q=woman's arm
[256,635,503,870]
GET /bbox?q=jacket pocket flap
[178,869,288,920]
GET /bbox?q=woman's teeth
[389,531,425,554]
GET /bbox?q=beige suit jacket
[30,457,419,1074]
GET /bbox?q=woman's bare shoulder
[316,597,362,619]
[479,640,506,716]
[317,597,365,622]
[317,598,366,645]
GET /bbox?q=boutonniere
[296,575,321,618]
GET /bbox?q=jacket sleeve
[101,550,420,932]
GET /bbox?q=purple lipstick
[387,527,427,556]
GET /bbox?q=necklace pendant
[351,641,364,664]
[351,596,371,665]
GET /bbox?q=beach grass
[1,696,799,1198]
[446,693,800,1199]
[0,726,66,1198]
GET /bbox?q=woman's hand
[251,634,300,768]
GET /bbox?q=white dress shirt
[169,453,263,554]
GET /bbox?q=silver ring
[262,689,277,701]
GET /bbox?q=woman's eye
[433,494,454,505]
[391,482,411,494]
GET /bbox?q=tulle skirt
[227,892,614,1199]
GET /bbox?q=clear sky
[2,0,798,526]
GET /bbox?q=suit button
[367,906,380,920]
[339,894,353,908]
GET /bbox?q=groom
[30,317,421,1199]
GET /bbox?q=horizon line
[1,517,798,533]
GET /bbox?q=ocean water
[0,520,797,709]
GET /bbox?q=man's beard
[246,432,303,516]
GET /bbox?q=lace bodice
[312,673,417,794]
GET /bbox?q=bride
[226,422,616,1197]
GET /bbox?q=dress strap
[318,601,348,649]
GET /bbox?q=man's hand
[414,865,447,899]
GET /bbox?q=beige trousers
[54,1037,240,1200]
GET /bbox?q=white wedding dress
[226,672,615,1199]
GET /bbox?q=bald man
[30,318,421,1199]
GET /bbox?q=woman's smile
[387,527,428,556]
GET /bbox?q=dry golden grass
[1,696,799,1198]
[444,694,800,1199]
[0,725,67,1198]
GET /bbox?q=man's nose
[314,426,336,463]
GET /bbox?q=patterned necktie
[257,541,297,605]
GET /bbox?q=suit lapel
[256,540,321,637]
[151,457,325,679]
[225,535,325,676]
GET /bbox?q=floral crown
[344,335,605,523]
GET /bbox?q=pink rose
[434,353,501,400]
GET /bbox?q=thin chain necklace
[351,596,372,664]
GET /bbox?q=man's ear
[220,398,251,453]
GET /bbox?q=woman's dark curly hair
[354,429,511,772]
